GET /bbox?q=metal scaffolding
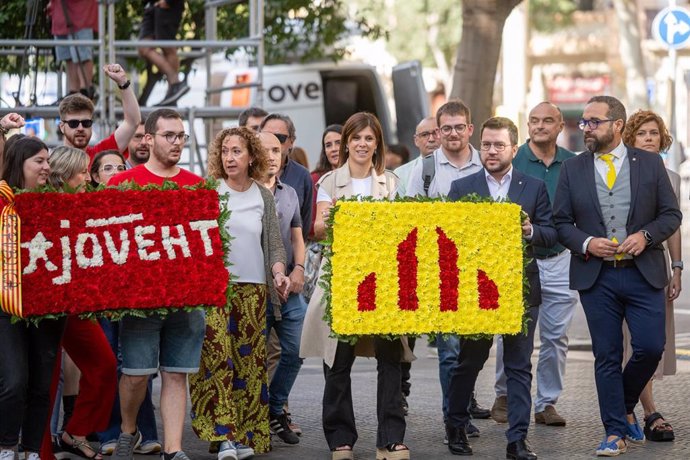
[0,0,265,175]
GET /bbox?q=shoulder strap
[422,154,436,196]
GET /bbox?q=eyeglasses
[62,119,93,129]
[578,118,615,130]
[414,130,436,139]
[154,132,190,144]
[439,124,467,135]
[480,142,512,152]
[100,164,126,173]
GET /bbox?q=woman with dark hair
[89,149,126,187]
[301,113,411,460]
[190,127,290,460]
[621,110,681,442]
[0,137,66,460]
[36,146,117,460]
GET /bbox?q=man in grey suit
[445,116,557,460]
[553,95,681,456]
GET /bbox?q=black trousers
[323,338,406,449]
[448,306,538,443]
[400,337,416,397]
[0,313,65,452]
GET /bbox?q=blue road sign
[653,7,690,50]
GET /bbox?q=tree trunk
[450,0,522,145]
[612,0,648,109]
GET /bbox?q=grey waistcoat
[595,157,632,259]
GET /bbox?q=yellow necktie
[599,153,616,189]
[599,153,624,259]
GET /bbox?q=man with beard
[125,118,150,168]
[491,102,577,427]
[553,95,681,457]
[58,63,141,160]
[258,132,305,446]
[445,116,557,460]
[108,109,204,460]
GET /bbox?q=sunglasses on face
[268,132,289,144]
[62,119,93,129]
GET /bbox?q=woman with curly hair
[621,109,680,442]
[189,127,290,460]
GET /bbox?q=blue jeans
[266,293,306,415]
[437,335,460,420]
[97,319,159,444]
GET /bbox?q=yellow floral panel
[330,201,524,336]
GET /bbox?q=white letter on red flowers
[189,220,218,256]
[161,225,191,259]
[134,225,161,261]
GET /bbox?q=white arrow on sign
[663,11,690,44]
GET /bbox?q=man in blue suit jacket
[553,95,681,456]
[445,117,557,460]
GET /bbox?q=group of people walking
[0,63,683,460]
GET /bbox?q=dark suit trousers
[322,338,406,449]
[448,306,538,443]
[580,265,665,438]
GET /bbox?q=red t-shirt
[108,165,203,187]
[49,0,99,36]
[86,133,120,161]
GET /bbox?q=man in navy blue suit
[445,117,557,460]
[553,95,681,456]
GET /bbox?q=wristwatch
[641,230,653,246]
[118,80,131,90]
[672,261,684,270]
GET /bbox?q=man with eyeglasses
[260,114,313,241]
[405,100,490,440]
[394,116,439,197]
[59,63,141,161]
[108,109,204,460]
[446,116,557,460]
[125,117,150,168]
[491,102,577,428]
[553,95,681,457]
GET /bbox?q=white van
[203,58,429,167]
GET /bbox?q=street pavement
[134,346,690,460]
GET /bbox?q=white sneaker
[217,441,238,460]
[26,454,40,460]
[0,451,14,460]
[235,443,255,460]
[133,440,161,454]
[100,440,117,455]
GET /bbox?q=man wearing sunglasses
[59,63,141,161]
[260,114,313,241]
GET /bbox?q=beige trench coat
[299,163,415,367]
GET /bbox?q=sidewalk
[141,343,690,460]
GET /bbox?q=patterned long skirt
[189,283,270,452]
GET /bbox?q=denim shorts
[120,309,205,375]
[55,28,94,63]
